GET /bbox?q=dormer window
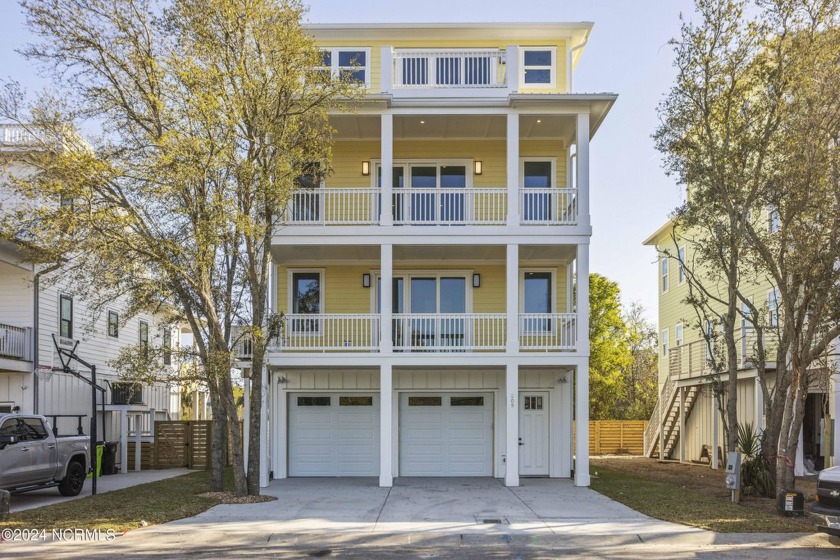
[521,48,556,87]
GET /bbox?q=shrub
[737,422,775,498]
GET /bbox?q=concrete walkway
[10,468,191,512]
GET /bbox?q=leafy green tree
[588,274,632,420]
[0,0,353,496]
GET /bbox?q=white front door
[519,392,549,476]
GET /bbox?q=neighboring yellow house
[236,22,616,488]
[643,219,840,475]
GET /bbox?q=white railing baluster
[519,188,578,225]
[393,49,506,89]
[518,313,577,351]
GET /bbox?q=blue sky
[0,0,697,321]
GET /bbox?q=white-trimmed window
[678,246,686,284]
[520,47,556,88]
[107,310,119,338]
[767,288,780,327]
[318,47,371,87]
[661,257,669,293]
[139,320,149,349]
[661,328,669,357]
[768,205,780,233]
[675,323,684,347]
[59,294,73,339]
[289,269,325,333]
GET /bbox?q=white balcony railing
[288,188,381,225]
[392,313,506,352]
[392,188,507,225]
[519,188,578,225]
[393,49,507,89]
[519,314,577,351]
[0,323,32,361]
[0,124,40,146]
[273,314,380,353]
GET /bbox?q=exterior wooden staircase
[644,375,700,459]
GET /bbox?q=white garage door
[399,393,493,476]
[288,393,379,476]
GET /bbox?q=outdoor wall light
[472,273,481,288]
[474,161,483,175]
[362,273,371,288]
[362,161,370,176]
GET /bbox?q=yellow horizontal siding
[328,140,567,189]
[277,264,569,315]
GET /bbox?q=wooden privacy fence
[154,420,212,469]
[589,420,648,455]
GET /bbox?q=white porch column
[260,366,269,487]
[506,113,520,227]
[381,244,393,353]
[505,45,519,95]
[120,409,128,474]
[711,391,719,469]
[795,425,805,476]
[274,374,288,479]
[506,244,519,353]
[134,414,142,471]
[380,364,393,487]
[505,363,519,486]
[754,378,764,432]
[243,376,250,472]
[380,114,394,226]
[679,387,685,463]
[575,113,590,227]
[574,243,590,486]
[833,378,840,468]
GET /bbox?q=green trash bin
[86,442,104,479]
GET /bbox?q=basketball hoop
[35,367,55,382]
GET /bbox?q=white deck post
[120,409,128,474]
[506,244,518,353]
[754,378,764,432]
[574,244,590,486]
[381,244,393,352]
[505,45,519,95]
[834,377,840,468]
[134,414,142,471]
[711,390,719,469]
[381,114,394,226]
[679,387,685,463]
[505,363,519,487]
[576,113,590,227]
[260,365,269,487]
[506,113,520,226]
[243,376,250,471]
[380,363,393,487]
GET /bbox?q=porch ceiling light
[362,161,370,176]
[362,273,371,288]
[472,273,481,288]
[474,161,483,175]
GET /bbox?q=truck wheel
[58,461,85,496]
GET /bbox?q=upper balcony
[667,330,780,382]
[308,22,596,100]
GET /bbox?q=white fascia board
[272,229,593,246]
[265,353,590,368]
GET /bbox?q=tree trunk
[246,349,264,495]
[208,387,227,492]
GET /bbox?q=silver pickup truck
[0,414,90,496]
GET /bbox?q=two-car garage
[287,392,493,477]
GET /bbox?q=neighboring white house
[0,123,181,469]
[235,22,616,488]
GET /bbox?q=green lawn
[2,470,229,532]
[591,465,816,533]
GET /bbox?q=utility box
[777,490,805,516]
[725,452,742,490]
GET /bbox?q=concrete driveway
[161,476,702,537]
[4,476,834,558]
